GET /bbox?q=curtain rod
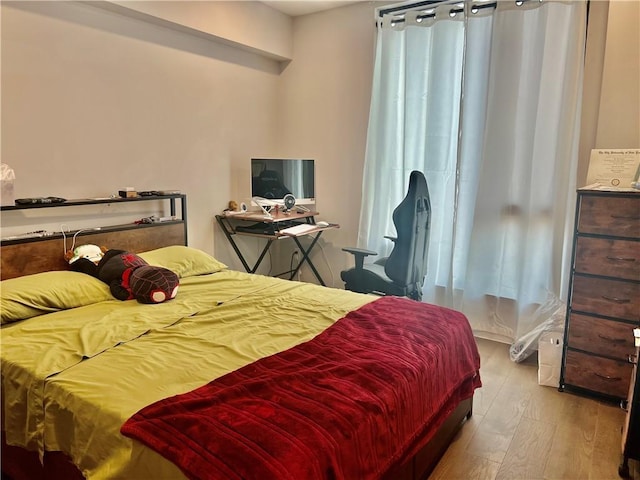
[377,0,498,18]
[376,0,588,26]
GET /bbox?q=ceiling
[261,1,362,17]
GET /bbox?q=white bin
[538,330,564,387]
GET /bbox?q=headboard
[1,195,188,280]
[1,223,186,280]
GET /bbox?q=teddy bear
[66,244,179,304]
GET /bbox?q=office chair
[341,170,431,301]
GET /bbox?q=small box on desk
[118,190,138,198]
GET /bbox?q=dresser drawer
[571,275,640,321]
[578,195,640,237]
[574,237,640,281]
[566,313,636,359]
[564,349,632,399]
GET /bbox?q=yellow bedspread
[1,271,373,479]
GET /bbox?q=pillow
[1,271,113,324]
[138,246,227,278]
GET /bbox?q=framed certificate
[586,149,640,189]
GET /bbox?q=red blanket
[121,296,481,480]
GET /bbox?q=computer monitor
[251,158,316,207]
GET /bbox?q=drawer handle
[629,354,638,365]
[598,333,625,344]
[610,214,640,220]
[601,295,631,304]
[594,372,622,382]
[605,256,636,262]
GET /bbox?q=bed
[1,222,481,480]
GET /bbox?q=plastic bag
[509,301,566,363]
[1,163,15,206]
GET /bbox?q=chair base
[341,268,423,301]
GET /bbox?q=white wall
[595,0,640,149]
[578,0,640,185]
[276,2,379,286]
[0,0,380,286]
[1,1,285,253]
[276,0,640,287]
[1,0,637,288]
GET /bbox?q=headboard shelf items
[1,193,185,213]
[0,194,188,280]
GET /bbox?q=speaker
[283,194,296,211]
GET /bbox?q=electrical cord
[61,224,102,255]
[290,250,300,281]
[316,241,335,287]
[292,237,335,287]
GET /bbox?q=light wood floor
[431,338,640,480]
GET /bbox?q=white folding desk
[215,210,338,286]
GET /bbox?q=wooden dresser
[560,189,640,401]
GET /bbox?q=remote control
[15,197,66,205]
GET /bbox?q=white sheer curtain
[360,0,586,343]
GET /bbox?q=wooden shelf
[1,194,188,245]
[1,194,185,211]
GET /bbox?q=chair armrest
[342,247,377,270]
[342,247,377,257]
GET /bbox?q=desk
[215,211,338,286]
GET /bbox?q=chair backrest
[256,170,291,199]
[253,170,291,199]
[384,170,431,288]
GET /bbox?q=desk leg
[228,235,273,274]
[291,233,325,286]
[251,240,273,273]
[216,216,273,274]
